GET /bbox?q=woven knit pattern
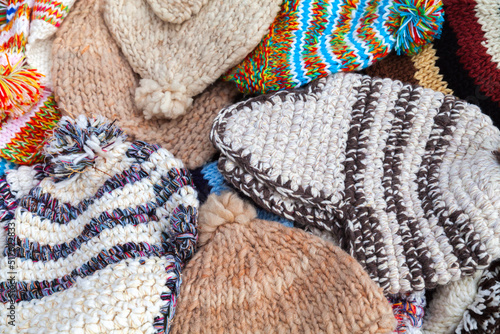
[433,0,500,126]
[455,260,500,334]
[0,118,199,333]
[224,0,403,94]
[170,192,396,334]
[211,72,500,294]
[103,0,282,119]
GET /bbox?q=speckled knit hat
[52,0,241,170]
[103,0,282,120]
[0,115,199,333]
[170,192,396,334]
[211,72,500,295]
[224,0,444,94]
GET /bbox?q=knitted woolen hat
[388,292,425,333]
[211,72,500,295]
[52,0,241,170]
[25,0,75,88]
[423,271,484,334]
[103,0,283,120]
[169,192,396,334]
[0,0,64,165]
[455,259,500,334]
[224,0,444,94]
[432,0,500,127]
[0,115,199,333]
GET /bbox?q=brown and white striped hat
[210,72,500,295]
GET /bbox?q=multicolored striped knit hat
[211,72,500,295]
[0,115,199,333]
[0,0,74,165]
[224,0,445,94]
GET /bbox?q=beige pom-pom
[198,192,257,247]
[135,79,193,120]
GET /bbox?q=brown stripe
[340,76,389,290]
[381,84,435,291]
[417,96,489,281]
[364,52,419,86]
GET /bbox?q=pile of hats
[1,0,499,333]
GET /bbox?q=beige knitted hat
[103,0,282,119]
[170,192,396,334]
[52,0,241,170]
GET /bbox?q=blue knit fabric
[200,161,294,228]
[0,158,16,176]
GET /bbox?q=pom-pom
[0,55,44,119]
[44,115,127,182]
[390,0,445,55]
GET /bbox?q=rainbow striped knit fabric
[224,0,443,94]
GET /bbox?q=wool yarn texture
[103,0,283,120]
[0,0,64,165]
[169,192,396,334]
[224,0,444,94]
[432,0,500,127]
[211,72,500,295]
[0,115,199,333]
[52,0,242,170]
[455,259,500,334]
[25,0,76,88]
[190,160,294,228]
[423,271,484,334]
[388,292,425,333]
[0,157,15,175]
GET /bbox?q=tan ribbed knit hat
[170,192,396,334]
[52,0,241,169]
[103,0,282,119]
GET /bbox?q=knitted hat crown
[0,115,199,333]
[103,0,282,120]
[211,72,500,295]
[224,0,444,94]
[170,192,396,334]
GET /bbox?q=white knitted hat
[103,0,282,119]
[0,115,199,333]
[211,72,500,295]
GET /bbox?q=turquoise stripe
[320,0,342,74]
[347,0,370,68]
[292,0,313,86]
[376,0,395,50]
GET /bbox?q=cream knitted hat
[170,192,396,334]
[52,0,241,170]
[0,115,199,333]
[211,72,500,295]
[103,0,282,120]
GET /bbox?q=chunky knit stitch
[170,192,396,334]
[211,72,500,294]
[52,0,241,170]
[0,116,198,333]
[389,292,425,334]
[103,0,282,119]
[224,0,444,94]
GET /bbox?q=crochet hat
[431,0,500,127]
[224,0,444,94]
[103,0,283,119]
[52,0,241,169]
[211,72,500,295]
[169,192,396,334]
[423,271,484,333]
[0,0,65,165]
[0,115,199,333]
